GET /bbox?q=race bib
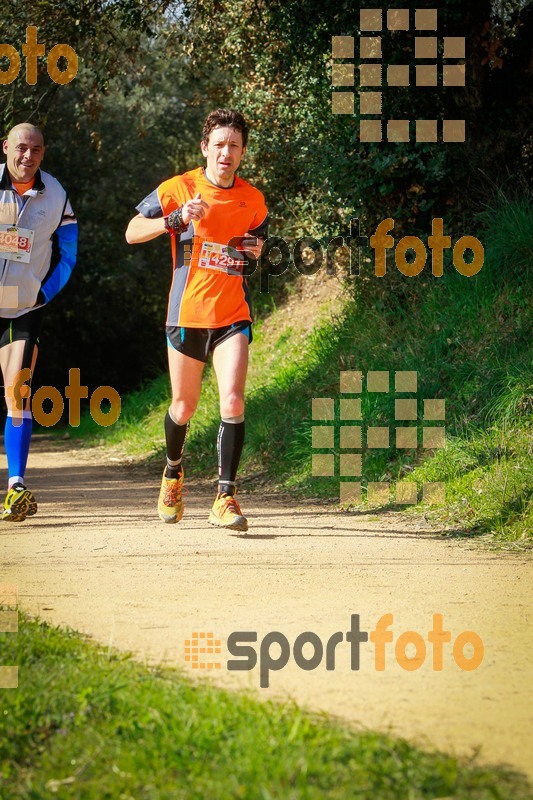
[198,241,246,276]
[0,224,35,263]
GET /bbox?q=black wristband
[164,206,188,234]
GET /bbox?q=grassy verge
[65,194,532,544]
[408,422,532,542]
[1,615,531,800]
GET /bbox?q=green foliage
[0,614,530,798]
[410,424,532,540]
[477,190,533,280]
[184,0,532,234]
[0,0,170,132]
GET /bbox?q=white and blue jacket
[0,164,78,318]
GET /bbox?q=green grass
[1,614,531,800]
[65,193,533,544]
[407,423,532,541]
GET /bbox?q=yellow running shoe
[2,484,38,523]
[158,469,184,524]
[208,492,248,532]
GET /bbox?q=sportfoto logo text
[0,27,78,85]
[185,614,485,688]
[7,368,121,428]
[230,217,484,292]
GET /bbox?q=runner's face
[201,126,246,187]
[3,129,45,183]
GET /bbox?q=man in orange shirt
[126,109,268,531]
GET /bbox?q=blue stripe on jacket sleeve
[40,222,78,303]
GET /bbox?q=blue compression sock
[4,412,33,486]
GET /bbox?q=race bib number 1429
[198,241,246,275]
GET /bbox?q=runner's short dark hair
[202,109,248,148]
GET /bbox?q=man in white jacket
[0,123,78,522]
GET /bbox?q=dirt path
[2,437,532,780]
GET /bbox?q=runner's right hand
[182,192,210,224]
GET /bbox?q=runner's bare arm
[126,193,209,243]
[125,213,166,244]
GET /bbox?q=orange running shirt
[136,167,268,328]
[12,178,35,195]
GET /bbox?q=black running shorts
[0,307,44,370]
[166,320,252,364]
